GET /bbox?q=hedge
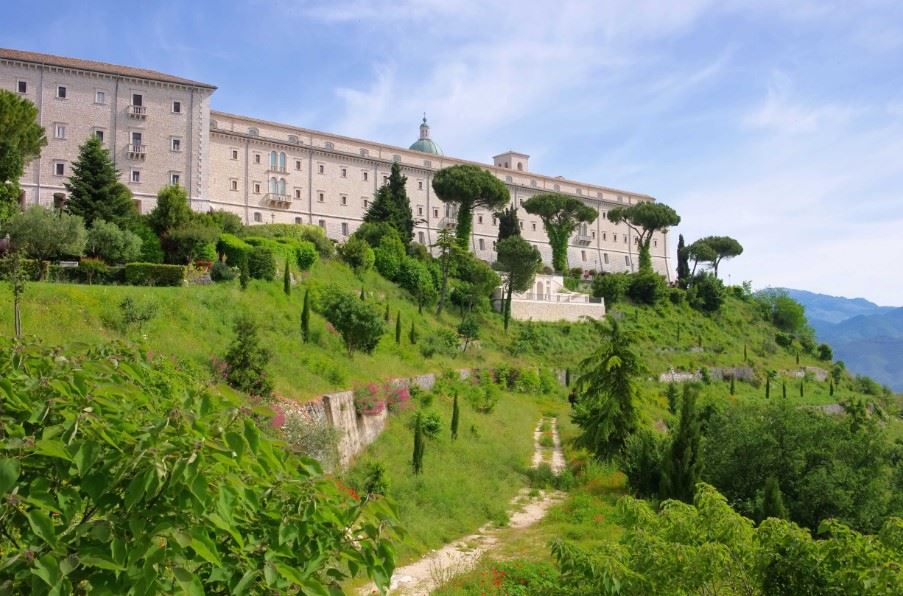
[216,233,252,267]
[52,260,125,285]
[124,263,187,286]
[247,246,276,280]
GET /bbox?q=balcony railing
[127,144,146,160]
[127,105,147,118]
[264,193,292,208]
[267,166,287,174]
[438,216,457,229]
[574,233,593,245]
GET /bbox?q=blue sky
[4,0,903,304]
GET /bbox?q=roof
[409,138,443,155]
[0,48,217,90]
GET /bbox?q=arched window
[270,151,278,168]
[278,178,286,195]
[279,152,286,170]
[517,162,523,171]
[269,177,277,194]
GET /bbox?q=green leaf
[78,554,126,571]
[242,418,260,453]
[33,439,72,461]
[0,458,20,495]
[190,528,223,567]
[72,442,99,476]
[225,431,245,460]
[27,510,58,547]
[274,562,306,585]
[32,553,61,588]
[232,570,258,595]
[173,567,204,596]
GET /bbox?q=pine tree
[301,289,310,343]
[660,384,703,503]
[363,161,413,244]
[283,258,291,296]
[64,136,136,226]
[395,312,401,344]
[239,259,249,290]
[676,234,690,288]
[666,383,679,415]
[451,393,460,440]
[761,476,789,520]
[409,320,417,344]
[495,205,520,242]
[223,314,272,398]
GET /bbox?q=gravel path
[358,416,566,595]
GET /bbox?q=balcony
[574,232,593,245]
[266,166,287,174]
[264,193,292,208]
[438,216,457,229]
[127,105,147,119]
[127,144,147,160]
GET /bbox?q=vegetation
[6,206,86,269]
[223,314,273,398]
[495,205,520,241]
[0,90,46,222]
[432,164,510,249]
[64,136,135,227]
[522,193,597,272]
[608,202,680,272]
[319,286,386,356]
[496,235,542,331]
[363,161,414,245]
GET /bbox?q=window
[253,183,261,194]
[360,148,369,156]
[318,192,325,203]
[531,180,538,187]
[132,93,142,106]
[577,189,582,195]
[581,250,587,262]
[654,240,658,248]
[505,175,512,183]
[340,195,347,206]
[613,234,617,242]
[553,184,560,191]
[231,149,239,160]
[170,173,180,185]
[433,208,439,218]
[341,168,347,178]
[248,127,259,137]
[602,211,607,220]
[318,164,324,174]
[531,222,537,231]
[294,217,302,224]
[278,178,286,195]
[95,90,105,104]
[268,178,278,194]
[171,137,182,152]
[54,123,66,139]
[417,206,423,216]
[270,151,278,169]
[172,100,182,114]
[592,231,596,238]
[603,253,609,264]
[392,154,401,162]
[54,162,65,176]
[478,215,483,224]
[56,85,67,99]
[279,152,286,171]
[253,212,262,223]
[131,131,143,147]
[295,160,302,171]
[617,195,624,203]
[288,135,299,144]
[603,232,607,241]
[254,153,261,164]
[418,231,425,243]
[17,80,27,94]
[478,238,485,250]
[424,159,432,167]
[624,236,627,244]
[517,162,523,171]
[94,129,104,142]
[318,219,326,229]
[341,222,349,236]
[131,170,140,183]
[492,241,497,250]
[325,141,334,150]
[363,171,368,181]
[492,216,497,226]
[363,198,369,209]
[625,255,631,265]
[230,179,238,191]
[294,189,302,199]
[418,180,423,190]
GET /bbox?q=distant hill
[780,288,903,391]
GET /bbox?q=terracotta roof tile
[0,48,216,89]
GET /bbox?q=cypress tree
[64,135,136,226]
[412,413,424,474]
[761,476,789,520]
[676,322,681,343]
[829,380,834,397]
[451,393,460,440]
[666,382,679,415]
[676,234,690,288]
[395,312,401,344]
[384,303,390,322]
[409,320,417,344]
[565,368,571,387]
[796,351,800,365]
[800,379,804,398]
[765,376,771,399]
[363,161,414,245]
[283,258,291,295]
[239,259,250,290]
[782,381,787,399]
[300,289,310,343]
[360,286,366,300]
[660,384,703,503]
[743,343,748,362]
[730,375,736,396]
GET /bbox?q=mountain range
[778,289,903,392]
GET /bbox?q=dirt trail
[359,416,565,595]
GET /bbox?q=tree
[64,136,136,226]
[85,220,143,264]
[395,311,402,344]
[434,227,458,315]
[608,202,680,272]
[761,476,789,520]
[3,250,26,336]
[383,303,390,322]
[6,205,86,267]
[409,411,441,474]
[660,384,704,503]
[522,193,597,272]
[320,287,387,356]
[363,161,414,245]
[301,289,311,342]
[666,383,679,415]
[687,239,717,276]
[396,257,437,313]
[223,314,273,398]
[458,317,479,352]
[283,257,292,295]
[168,221,219,264]
[409,320,417,344]
[451,393,460,440]
[572,319,643,460]
[496,235,542,332]
[147,185,194,263]
[696,235,743,278]
[338,236,375,276]
[676,234,690,288]
[495,205,520,242]
[432,164,509,250]
[239,258,250,290]
[0,90,46,222]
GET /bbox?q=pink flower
[271,405,286,429]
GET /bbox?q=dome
[409,115,443,155]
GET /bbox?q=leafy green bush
[85,220,143,264]
[51,258,124,285]
[352,221,399,248]
[627,270,667,304]
[338,236,375,275]
[319,286,386,355]
[216,233,251,267]
[247,246,276,280]
[621,428,666,498]
[688,272,725,313]
[241,223,335,258]
[420,329,458,358]
[0,340,397,594]
[210,260,237,282]
[295,240,318,271]
[592,272,630,304]
[397,256,438,308]
[6,205,87,262]
[668,287,686,305]
[374,233,406,280]
[131,220,165,264]
[123,263,186,286]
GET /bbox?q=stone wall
[509,299,606,323]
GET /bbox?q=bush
[131,220,165,264]
[247,245,277,280]
[352,221,399,248]
[53,258,124,285]
[592,272,630,304]
[420,329,458,358]
[621,429,666,497]
[374,233,406,280]
[242,223,335,258]
[295,240,319,271]
[85,220,143,264]
[169,221,219,264]
[223,314,273,397]
[6,205,86,262]
[627,270,667,305]
[397,256,438,308]
[200,209,243,234]
[338,236,375,275]
[123,263,186,286]
[688,272,725,313]
[669,287,686,305]
[210,260,237,282]
[319,287,387,355]
[216,233,252,267]
[817,343,833,361]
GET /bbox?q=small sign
[59,261,79,268]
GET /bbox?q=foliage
[592,272,630,304]
[0,90,47,222]
[216,233,251,267]
[756,289,812,337]
[0,340,396,594]
[169,220,219,264]
[626,270,667,305]
[572,319,643,459]
[496,235,542,331]
[6,206,86,263]
[300,289,310,343]
[283,256,291,295]
[209,260,237,282]
[373,231,406,280]
[294,240,318,271]
[687,272,726,313]
[696,235,744,278]
[239,223,335,258]
[495,205,520,242]
[621,429,666,498]
[659,384,704,503]
[676,233,690,288]
[352,221,398,249]
[522,193,598,272]
[117,296,157,331]
[147,185,194,263]
[130,220,165,264]
[396,256,438,310]
[432,164,510,249]
[687,238,717,275]
[222,314,273,398]
[85,220,143,264]
[409,411,442,475]
[247,245,276,280]
[123,263,186,287]
[458,317,480,351]
[199,209,243,234]
[451,393,460,439]
[363,161,414,244]
[419,329,458,358]
[338,236,375,275]
[319,286,387,355]
[761,476,789,521]
[817,343,833,361]
[608,202,680,272]
[64,136,136,226]
[3,250,27,336]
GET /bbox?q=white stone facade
[1,48,670,277]
[493,274,606,322]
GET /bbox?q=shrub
[374,233,406,280]
[247,245,277,280]
[397,256,438,309]
[200,209,243,234]
[170,221,219,264]
[338,236,375,275]
[53,258,124,285]
[216,233,252,267]
[124,263,186,286]
[131,220,165,264]
[6,205,86,262]
[352,221,399,248]
[627,270,667,305]
[592,272,630,304]
[420,329,458,358]
[118,296,157,331]
[621,429,666,498]
[210,259,237,282]
[669,287,686,305]
[223,314,273,397]
[295,240,318,271]
[688,272,725,313]
[354,384,387,416]
[319,287,387,355]
[85,220,143,264]
[817,343,833,361]
[244,223,335,258]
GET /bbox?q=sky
[3,0,903,304]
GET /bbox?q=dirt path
[359,417,565,595]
